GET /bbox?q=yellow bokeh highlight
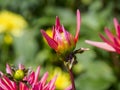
[4,34,13,44]
[0,10,27,36]
[49,67,71,90]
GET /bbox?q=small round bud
[13,69,24,81]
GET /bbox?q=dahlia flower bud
[41,9,81,57]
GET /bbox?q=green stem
[68,68,76,90]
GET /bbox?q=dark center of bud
[13,69,24,81]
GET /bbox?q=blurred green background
[0,0,120,90]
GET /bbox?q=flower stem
[68,68,76,90]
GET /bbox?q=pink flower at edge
[85,18,120,54]
[41,9,81,55]
[0,64,57,90]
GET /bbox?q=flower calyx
[64,48,89,69]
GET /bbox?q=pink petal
[18,64,24,70]
[44,75,57,90]
[99,34,113,45]
[19,82,29,90]
[6,64,12,75]
[33,66,40,86]
[104,27,114,42]
[100,34,117,50]
[27,72,35,85]
[75,9,81,43]
[49,75,57,90]
[41,30,58,50]
[117,25,120,39]
[62,25,71,45]
[113,18,119,37]
[0,72,3,76]
[85,40,116,52]
[0,78,9,90]
[0,76,15,90]
[65,85,72,90]
[40,72,48,86]
[113,37,120,49]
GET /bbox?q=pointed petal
[0,76,15,90]
[19,82,29,90]
[41,30,58,50]
[27,72,35,85]
[0,71,3,76]
[55,16,61,28]
[6,64,12,75]
[99,34,113,45]
[113,18,119,36]
[0,78,9,90]
[75,9,81,43]
[40,72,48,86]
[49,75,57,90]
[85,40,116,52]
[104,27,114,42]
[117,25,120,39]
[33,66,40,85]
[62,25,71,45]
[113,37,120,49]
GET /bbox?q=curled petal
[75,9,81,43]
[85,40,116,52]
[41,30,58,50]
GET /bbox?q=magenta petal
[75,9,81,43]
[0,78,8,90]
[41,30,58,50]
[117,25,120,39]
[19,82,29,90]
[85,40,116,52]
[0,76,15,90]
[114,37,120,49]
[99,34,113,46]
[104,28,114,42]
[55,16,61,28]
[27,72,35,85]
